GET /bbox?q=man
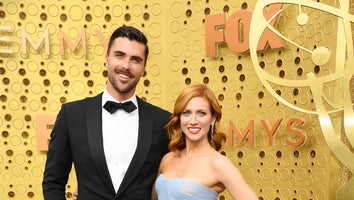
[42,25,171,200]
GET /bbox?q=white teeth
[119,74,129,79]
[188,128,200,134]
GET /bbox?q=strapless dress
[155,174,218,200]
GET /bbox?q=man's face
[105,37,146,99]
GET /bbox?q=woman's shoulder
[209,153,234,171]
[163,151,179,160]
[161,152,179,165]
[159,152,179,172]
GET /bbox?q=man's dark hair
[107,25,149,64]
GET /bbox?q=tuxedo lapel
[117,97,153,195]
[86,94,116,194]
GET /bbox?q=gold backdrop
[0,0,353,199]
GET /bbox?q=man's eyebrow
[111,50,143,62]
[112,50,125,55]
[131,55,143,62]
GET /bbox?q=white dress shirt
[102,89,139,192]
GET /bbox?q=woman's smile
[187,127,201,134]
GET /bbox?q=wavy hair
[165,83,226,152]
[107,25,149,64]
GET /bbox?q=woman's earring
[210,123,214,141]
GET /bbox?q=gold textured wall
[0,0,353,199]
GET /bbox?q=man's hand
[72,190,78,200]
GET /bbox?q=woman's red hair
[165,83,226,152]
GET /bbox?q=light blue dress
[155,174,219,200]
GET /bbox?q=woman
[152,83,258,200]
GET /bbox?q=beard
[108,73,140,94]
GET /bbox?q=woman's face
[180,97,215,142]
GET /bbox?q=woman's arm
[214,155,258,200]
[151,153,170,200]
[151,182,157,200]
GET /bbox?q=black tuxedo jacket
[42,93,170,200]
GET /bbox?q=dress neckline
[157,173,219,195]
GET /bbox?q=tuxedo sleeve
[42,105,73,200]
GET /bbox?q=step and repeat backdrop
[1,0,353,199]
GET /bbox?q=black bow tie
[103,100,137,114]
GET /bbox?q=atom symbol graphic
[249,0,354,199]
